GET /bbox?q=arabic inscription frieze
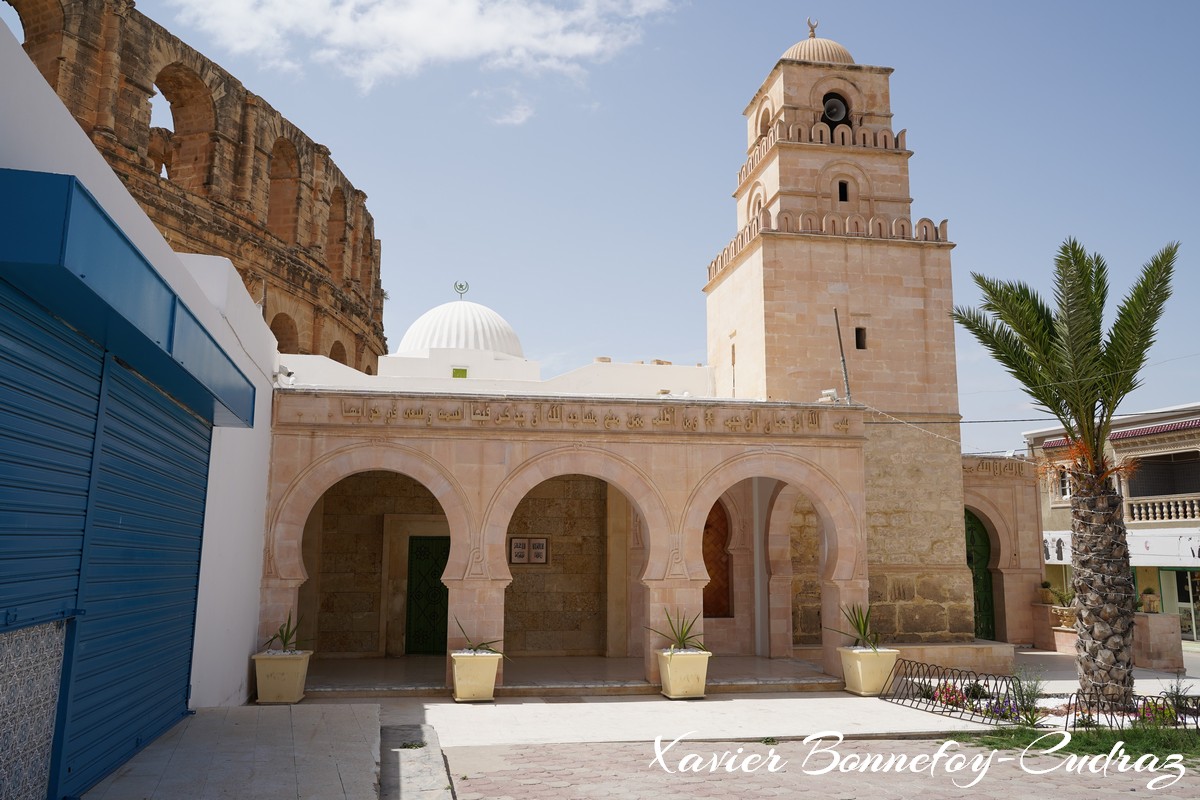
[317,398,859,438]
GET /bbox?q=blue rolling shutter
[0,280,103,629]
[55,357,213,797]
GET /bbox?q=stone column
[310,307,325,356]
[354,335,366,371]
[348,190,367,285]
[641,578,707,683]
[259,576,305,645]
[821,578,868,676]
[92,0,131,137]
[310,145,330,246]
[444,578,509,685]
[234,95,259,205]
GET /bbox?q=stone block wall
[863,417,976,642]
[311,471,440,654]
[789,493,822,644]
[505,475,607,655]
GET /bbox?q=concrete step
[308,673,843,699]
[380,724,453,800]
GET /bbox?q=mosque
[263,22,1040,684]
[0,9,1043,796]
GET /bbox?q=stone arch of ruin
[3,0,387,371]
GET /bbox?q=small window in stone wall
[855,327,867,350]
[451,367,468,379]
[838,181,849,203]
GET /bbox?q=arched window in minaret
[758,106,772,138]
[748,184,766,223]
[821,92,850,132]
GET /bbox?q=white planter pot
[252,650,312,704]
[451,651,502,702]
[837,647,899,697]
[657,649,711,699]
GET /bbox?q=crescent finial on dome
[807,17,818,38]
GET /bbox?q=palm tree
[953,238,1177,703]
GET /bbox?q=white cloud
[472,86,536,125]
[165,0,673,88]
[494,101,535,125]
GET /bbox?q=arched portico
[961,457,1043,645]
[675,450,867,676]
[452,446,675,680]
[266,391,870,687]
[261,441,475,642]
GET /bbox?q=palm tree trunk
[1070,485,1135,704]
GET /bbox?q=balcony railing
[1127,493,1200,522]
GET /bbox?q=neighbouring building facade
[1027,403,1200,642]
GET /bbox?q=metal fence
[879,659,1033,725]
[1060,691,1200,732]
[880,658,1200,732]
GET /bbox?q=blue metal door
[0,281,104,800]
[53,356,213,797]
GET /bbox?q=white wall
[292,353,715,399]
[1,28,276,707]
[180,255,276,707]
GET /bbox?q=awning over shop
[1042,528,1200,568]
[1129,528,1200,569]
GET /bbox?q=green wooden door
[405,536,450,655]
[964,510,995,640]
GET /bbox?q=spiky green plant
[646,608,707,653]
[827,603,883,652]
[453,617,503,655]
[262,610,304,652]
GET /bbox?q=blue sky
[4,1,1197,456]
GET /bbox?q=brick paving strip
[445,736,1198,799]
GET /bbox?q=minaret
[704,24,974,644]
[705,21,958,417]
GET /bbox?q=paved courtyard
[445,736,1196,799]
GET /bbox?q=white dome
[394,300,524,357]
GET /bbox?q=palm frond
[953,238,1177,478]
[1098,242,1178,439]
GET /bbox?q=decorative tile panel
[0,621,67,800]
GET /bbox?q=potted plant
[1142,586,1161,613]
[830,604,899,697]
[1038,580,1056,605]
[252,611,311,704]
[450,618,504,702]
[647,609,711,699]
[1050,588,1076,628]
